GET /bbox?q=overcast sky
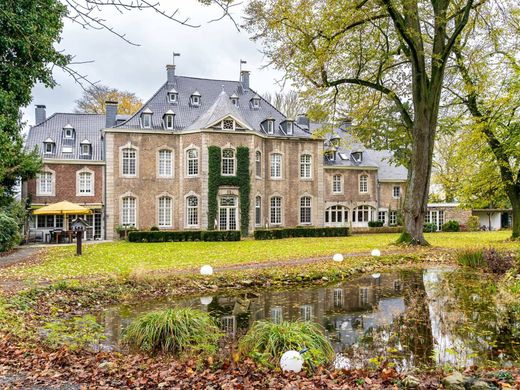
[23,0,284,127]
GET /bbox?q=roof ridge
[175,75,241,84]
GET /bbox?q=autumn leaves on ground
[0,231,519,388]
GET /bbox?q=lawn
[1,231,515,281]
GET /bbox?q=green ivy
[207,146,251,236]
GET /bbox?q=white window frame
[332,174,343,194]
[378,211,387,224]
[255,151,262,178]
[185,194,199,228]
[270,153,282,179]
[359,174,368,193]
[164,114,174,130]
[142,113,152,129]
[267,120,274,134]
[299,196,312,225]
[44,142,54,154]
[191,95,200,106]
[270,196,282,225]
[157,149,173,178]
[168,92,177,103]
[286,121,293,135]
[121,195,137,227]
[76,168,94,196]
[37,170,55,196]
[222,148,236,176]
[300,154,312,179]
[324,205,349,225]
[121,146,138,177]
[81,144,91,156]
[157,195,173,228]
[353,205,374,222]
[255,195,262,227]
[392,185,401,198]
[231,98,239,107]
[389,210,398,226]
[252,98,260,109]
[185,147,199,177]
[64,128,73,139]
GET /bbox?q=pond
[99,267,519,370]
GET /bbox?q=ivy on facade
[207,146,250,236]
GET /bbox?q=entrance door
[219,196,238,230]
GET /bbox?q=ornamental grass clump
[123,308,222,356]
[238,321,334,369]
[456,248,484,268]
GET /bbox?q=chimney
[240,70,250,91]
[296,113,309,129]
[166,64,176,84]
[35,105,46,125]
[105,101,118,128]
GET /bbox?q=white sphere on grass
[371,249,381,257]
[200,296,213,305]
[200,265,214,276]
[371,273,381,279]
[332,253,344,262]
[280,350,304,373]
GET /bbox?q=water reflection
[100,267,519,369]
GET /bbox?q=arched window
[300,154,312,179]
[359,174,368,193]
[186,196,199,227]
[158,149,173,177]
[325,205,349,224]
[121,196,136,226]
[270,196,282,225]
[255,151,261,177]
[122,147,137,176]
[158,196,172,227]
[300,196,312,224]
[255,196,261,226]
[222,148,236,175]
[186,149,199,176]
[353,205,374,222]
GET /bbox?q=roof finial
[172,51,180,66]
[221,84,225,91]
[240,59,247,73]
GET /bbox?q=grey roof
[115,75,311,137]
[321,127,407,181]
[25,113,105,161]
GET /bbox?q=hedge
[351,226,402,234]
[254,227,349,240]
[368,221,384,227]
[442,220,460,232]
[128,230,241,243]
[423,223,437,233]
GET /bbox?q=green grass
[1,231,514,281]
[238,320,335,369]
[122,308,221,356]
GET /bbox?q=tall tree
[74,85,143,115]
[245,0,480,245]
[447,2,520,238]
[263,91,306,119]
[0,0,69,207]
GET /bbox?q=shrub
[128,230,202,242]
[423,223,437,233]
[123,308,221,355]
[351,226,402,234]
[368,221,384,228]
[456,248,484,268]
[483,248,515,275]
[0,212,20,253]
[254,227,349,240]
[442,220,460,232]
[150,226,160,231]
[201,230,241,241]
[467,216,480,232]
[238,321,334,369]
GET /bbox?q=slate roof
[115,75,311,137]
[25,113,105,161]
[316,123,408,181]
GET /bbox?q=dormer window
[43,138,55,154]
[63,124,74,139]
[230,94,239,107]
[251,95,260,109]
[325,150,335,161]
[168,88,178,103]
[80,140,91,156]
[163,110,175,130]
[351,151,363,163]
[141,108,153,129]
[330,133,341,148]
[266,119,275,135]
[191,91,201,106]
[286,120,294,135]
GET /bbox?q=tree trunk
[508,187,520,240]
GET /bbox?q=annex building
[23,64,407,241]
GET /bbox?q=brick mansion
[23,64,408,240]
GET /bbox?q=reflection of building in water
[221,315,236,337]
[270,306,283,324]
[300,304,314,321]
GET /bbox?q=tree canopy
[74,85,143,115]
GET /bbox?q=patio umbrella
[33,201,91,216]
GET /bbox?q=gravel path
[0,247,41,269]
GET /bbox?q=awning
[33,201,92,215]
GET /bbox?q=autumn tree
[245,0,481,245]
[74,85,143,115]
[446,2,520,238]
[263,91,306,119]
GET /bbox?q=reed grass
[456,248,484,268]
[122,308,222,355]
[238,320,334,369]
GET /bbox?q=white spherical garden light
[200,296,213,305]
[200,265,214,276]
[332,253,344,262]
[371,249,381,257]
[280,350,304,373]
